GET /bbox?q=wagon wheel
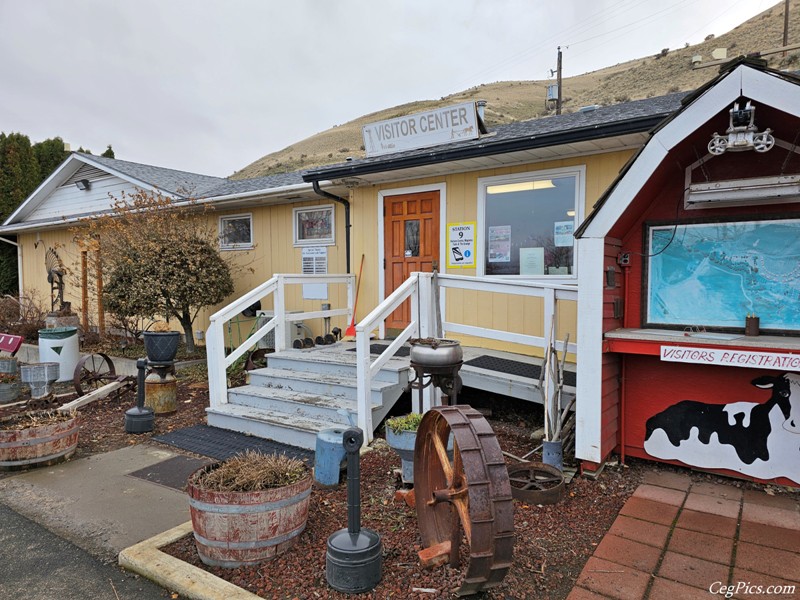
[507,461,565,505]
[74,353,117,396]
[245,348,270,371]
[414,405,514,596]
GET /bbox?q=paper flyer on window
[488,225,511,263]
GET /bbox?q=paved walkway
[569,471,800,600]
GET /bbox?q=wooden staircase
[206,345,410,449]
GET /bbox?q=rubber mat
[463,355,576,387]
[347,344,411,357]
[153,424,314,464]
[127,455,211,491]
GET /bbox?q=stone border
[118,521,261,600]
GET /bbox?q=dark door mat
[463,355,577,387]
[347,344,411,357]
[153,424,314,464]
[127,455,211,492]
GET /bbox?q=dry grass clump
[1,410,75,431]
[192,451,308,492]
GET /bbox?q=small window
[219,214,253,250]
[293,205,335,246]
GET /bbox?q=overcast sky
[0,0,781,177]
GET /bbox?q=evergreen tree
[101,145,115,158]
[33,137,69,182]
[0,132,40,221]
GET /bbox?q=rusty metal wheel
[245,348,270,371]
[507,461,565,504]
[74,353,117,396]
[414,405,514,596]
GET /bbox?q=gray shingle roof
[84,154,306,198]
[303,92,690,180]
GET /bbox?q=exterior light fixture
[75,179,91,191]
[685,174,800,210]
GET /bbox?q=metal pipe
[342,428,363,536]
[312,181,351,274]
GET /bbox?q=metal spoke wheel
[74,353,117,396]
[414,406,514,596]
[507,461,565,504]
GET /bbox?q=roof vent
[578,105,601,113]
[346,157,353,162]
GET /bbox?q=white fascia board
[575,236,606,464]
[2,156,83,225]
[76,154,171,198]
[201,181,318,205]
[741,67,800,117]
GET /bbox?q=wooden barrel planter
[0,412,79,471]
[187,463,313,568]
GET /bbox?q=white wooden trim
[742,67,800,116]
[575,237,605,463]
[293,204,335,247]
[218,213,253,250]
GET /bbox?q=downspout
[0,236,22,302]
[312,181,351,274]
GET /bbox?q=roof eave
[302,114,670,183]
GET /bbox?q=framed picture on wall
[644,217,800,333]
[293,205,335,246]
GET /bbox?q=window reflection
[405,220,420,257]
[484,175,576,276]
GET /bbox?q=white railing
[206,273,355,409]
[356,272,578,442]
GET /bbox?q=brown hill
[233,1,799,180]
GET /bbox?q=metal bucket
[0,357,18,375]
[0,413,79,470]
[187,465,312,568]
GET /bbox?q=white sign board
[302,246,328,300]
[660,345,800,371]
[447,222,475,268]
[362,101,479,157]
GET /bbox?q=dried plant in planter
[1,410,75,431]
[190,451,309,492]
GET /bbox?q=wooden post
[81,251,89,331]
[95,248,104,334]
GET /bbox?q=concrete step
[206,404,330,450]
[228,385,361,424]
[247,367,403,405]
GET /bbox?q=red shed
[575,59,800,487]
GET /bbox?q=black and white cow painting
[643,373,800,485]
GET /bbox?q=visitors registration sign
[447,222,475,268]
[660,345,800,371]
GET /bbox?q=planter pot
[0,413,79,470]
[0,357,18,375]
[142,331,180,363]
[386,426,453,485]
[20,362,60,398]
[187,465,312,568]
[0,382,20,404]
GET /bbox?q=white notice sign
[363,101,480,157]
[447,222,475,268]
[660,345,800,371]
[302,246,328,300]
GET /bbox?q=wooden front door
[384,191,440,330]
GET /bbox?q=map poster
[488,225,511,263]
[645,218,800,331]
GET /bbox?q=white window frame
[293,204,335,247]
[218,213,253,251]
[476,165,586,281]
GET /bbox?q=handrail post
[417,273,435,412]
[355,325,372,441]
[206,318,227,410]
[274,275,286,352]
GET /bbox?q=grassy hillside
[233,1,799,180]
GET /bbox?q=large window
[219,214,253,250]
[478,168,583,277]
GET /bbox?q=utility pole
[556,46,563,115]
[784,0,790,55]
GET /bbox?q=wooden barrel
[187,465,312,568]
[0,414,79,470]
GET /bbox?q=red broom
[344,254,365,339]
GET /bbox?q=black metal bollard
[124,358,154,433]
[326,427,382,593]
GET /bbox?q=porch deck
[289,339,576,407]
